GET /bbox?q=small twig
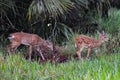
[48,18,57,41]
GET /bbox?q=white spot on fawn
[74,43,77,48]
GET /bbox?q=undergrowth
[0,52,120,80]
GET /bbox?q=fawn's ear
[102,31,105,35]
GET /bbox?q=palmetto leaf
[27,0,75,20]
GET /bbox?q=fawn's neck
[97,38,104,47]
[38,38,45,45]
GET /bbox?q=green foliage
[53,23,74,43]
[0,0,112,44]
[96,8,120,54]
[105,32,120,53]
[33,22,74,44]
[27,0,75,20]
[60,32,79,55]
[101,8,120,33]
[0,53,120,80]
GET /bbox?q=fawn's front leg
[7,43,20,54]
[36,45,45,61]
[87,48,91,58]
[38,49,45,61]
[77,47,83,59]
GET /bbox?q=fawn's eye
[104,36,107,38]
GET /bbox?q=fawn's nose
[108,39,110,42]
[48,45,53,51]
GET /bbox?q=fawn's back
[75,35,100,48]
[75,32,108,49]
[8,32,42,45]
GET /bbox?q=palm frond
[27,0,75,20]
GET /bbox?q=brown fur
[7,32,53,60]
[75,32,108,59]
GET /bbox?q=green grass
[101,8,120,33]
[0,52,120,80]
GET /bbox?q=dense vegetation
[0,0,120,80]
[0,52,120,80]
